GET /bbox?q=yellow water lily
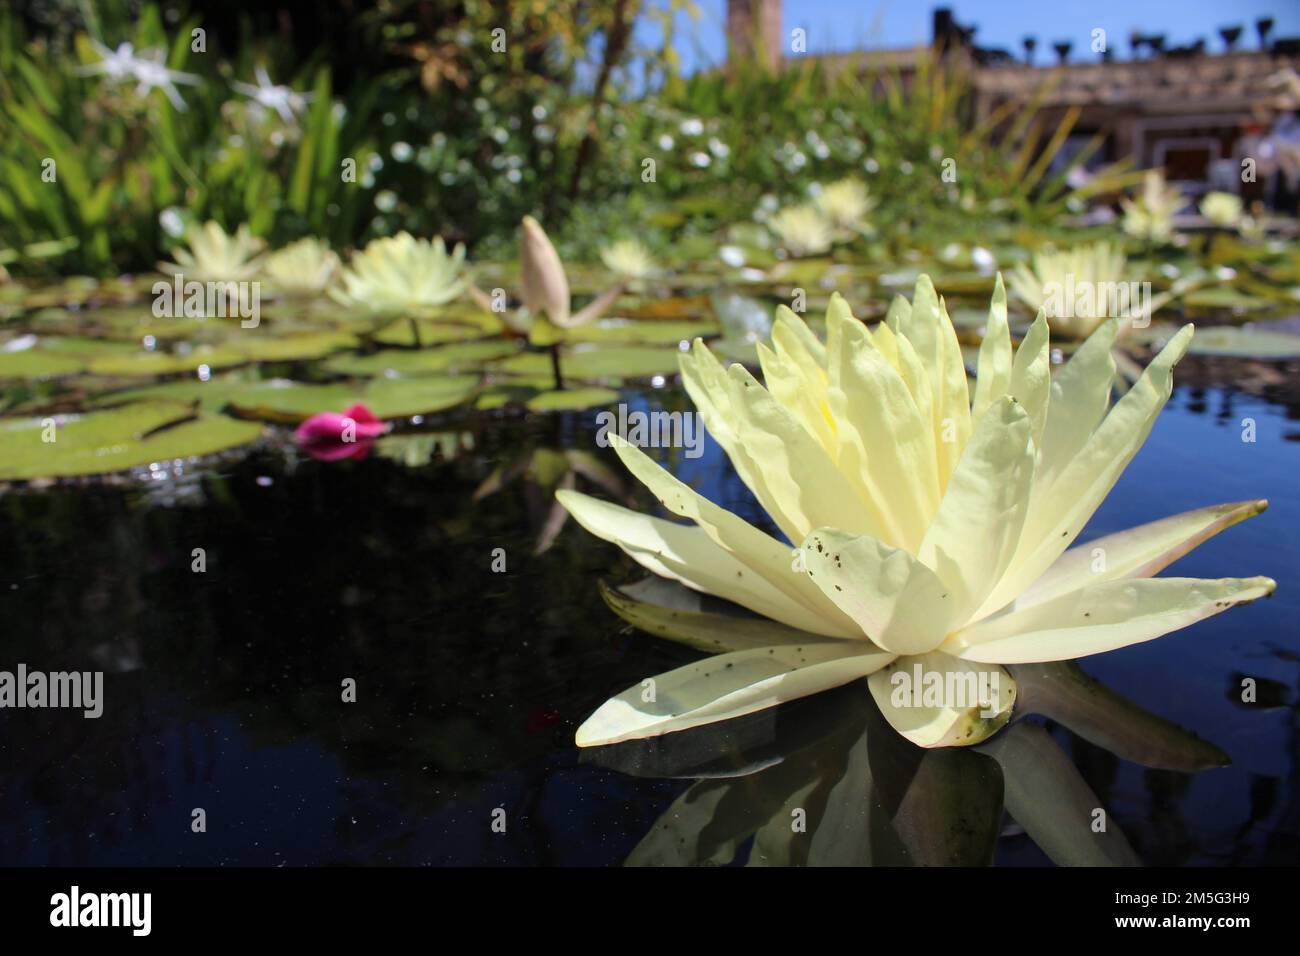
[1121,170,1184,242]
[260,237,340,296]
[1200,192,1244,229]
[330,232,466,317]
[159,221,265,281]
[1007,241,1165,339]
[767,203,834,257]
[600,238,658,281]
[812,177,875,234]
[558,275,1274,749]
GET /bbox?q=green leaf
[323,340,520,376]
[226,375,480,422]
[0,402,263,480]
[524,386,620,411]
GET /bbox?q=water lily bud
[519,216,570,326]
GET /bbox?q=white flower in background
[1199,192,1244,229]
[232,66,312,123]
[260,238,340,295]
[331,233,466,316]
[1007,241,1166,339]
[767,203,834,257]
[1120,170,1185,242]
[159,221,265,281]
[80,41,201,110]
[812,177,876,233]
[600,239,657,280]
[76,41,139,81]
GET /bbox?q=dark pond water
[2,356,1298,866]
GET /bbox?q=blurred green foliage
[1,0,1127,277]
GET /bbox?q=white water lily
[331,233,466,317]
[600,238,657,281]
[767,203,834,257]
[1007,241,1167,339]
[1121,170,1184,242]
[558,275,1274,749]
[812,177,875,234]
[159,221,265,281]
[1200,192,1244,229]
[470,217,631,345]
[260,237,340,295]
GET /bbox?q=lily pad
[323,340,521,377]
[87,345,248,377]
[229,331,359,362]
[1184,325,1300,359]
[373,319,495,347]
[0,402,263,480]
[0,349,86,380]
[567,319,717,346]
[226,375,480,422]
[498,346,683,381]
[525,386,621,412]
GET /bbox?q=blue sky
[647,0,1300,72]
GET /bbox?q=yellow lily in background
[330,232,466,318]
[1120,170,1184,242]
[766,202,834,257]
[1200,192,1244,230]
[812,177,876,236]
[260,237,340,296]
[558,275,1274,749]
[159,221,265,281]
[1007,241,1171,339]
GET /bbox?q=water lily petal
[826,297,939,551]
[918,396,1036,622]
[953,575,1277,663]
[977,324,1194,619]
[898,277,971,487]
[757,305,836,455]
[867,652,1016,748]
[575,642,894,747]
[1008,309,1050,447]
[607,436,861,637]
[801,528,954,655]
[971,273,1012,423]
[721,362,888,542]
[1018,499,1269,609]
[555,489,843,636]
[679,340,806,543]
[1036,319,1119,485]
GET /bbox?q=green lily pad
[323,340,521,377]
[87,345,248,377]
[230,331,359,362]
[525,386,621,412]
[498,346,683,381]
[1182,286,1274,312]
[88,377,249,413]
[0,349,86,379]
[1184,325,1300,359]
[226,375,480,422]
[567,320,717,346]
[0,401,263,480]
[372,319,493,347]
